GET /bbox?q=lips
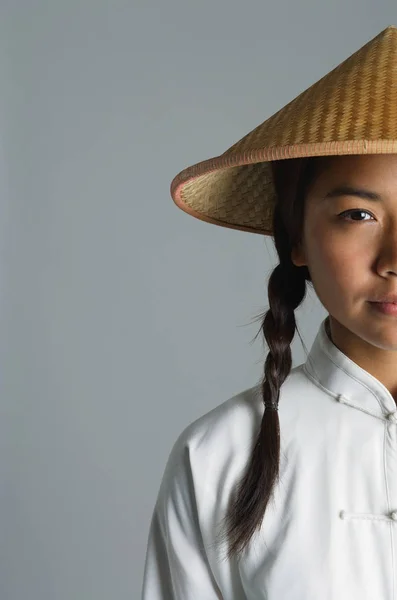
[370,302,397,315]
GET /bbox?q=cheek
[307,236,361,292]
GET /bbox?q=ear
[291,243,307,267]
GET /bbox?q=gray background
[1,2,395,599]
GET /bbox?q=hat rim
[171,139,397,236]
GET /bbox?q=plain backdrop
[1,2,396,598]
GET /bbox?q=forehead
[309,154,397,189]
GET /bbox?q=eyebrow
[324,185,382,202]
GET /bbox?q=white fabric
[141,316,397,599]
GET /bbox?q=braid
[211,157,324,564]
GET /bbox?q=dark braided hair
[211,155,330,563]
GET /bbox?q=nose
[376,227,397,276]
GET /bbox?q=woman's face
[291,153,397,391]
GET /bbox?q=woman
[142,25,397,599]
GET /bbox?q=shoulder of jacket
[161,365,326,488]
[170,365,316,457]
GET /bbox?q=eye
[337,209,376,222]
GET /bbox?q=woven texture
[171,25,397,236]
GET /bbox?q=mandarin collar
[303,316,397,421]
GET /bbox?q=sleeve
[141,432,224,599]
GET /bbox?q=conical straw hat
[170,25,397,236]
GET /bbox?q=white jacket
[141,316,397,599]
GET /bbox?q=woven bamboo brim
[170,25,397,236]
